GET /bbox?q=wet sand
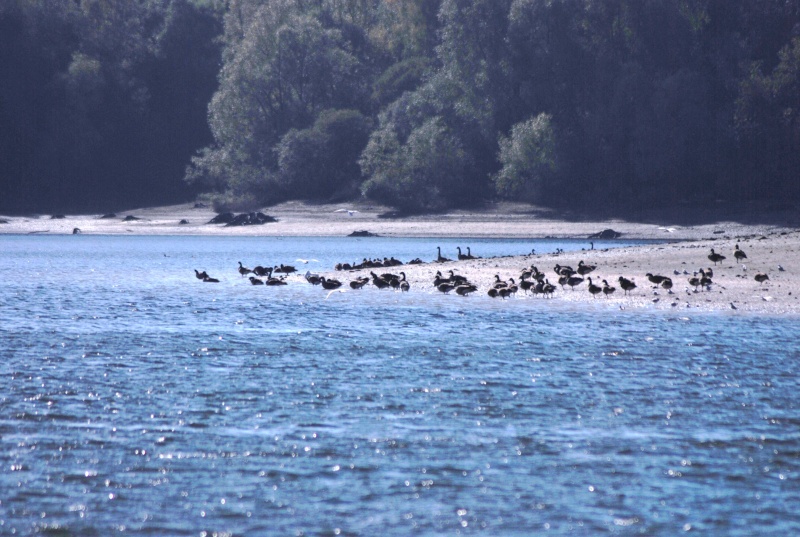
[2,201,798,314]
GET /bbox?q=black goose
[350,277,369,289]
[467,247,479,259]
[203,276,219,283]
[320,277,343,290]
[554,264,575,277]
[492,274,508,289]
[734,244,747,262]
[252,265,270,277]
[688,274,702,291]
[618,276,636,295]
[699,268,713,289]
[455,284,477,296]
[437,282,455,294]
[661,277,673,293]
[708,249,726,265]
[370,271,392,289]
[447,270,468,285]
[249,276,264,285]
[399,273,410,292]
[457,247,469,261]
[754,273,769,284]
[305,272,322,285]
[566,275,584,290]
[274,264,297,274]
[577,260,596,276]
[195,269,209,280]
[487,288,499,298]
[602,279,616,297]
[587,277,602,298]
[646,273,668,285]
[238,261,252,277]
[436,246,451,263]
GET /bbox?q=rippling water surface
[1,235,799,535]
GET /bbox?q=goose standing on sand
[249,276,264,285]
[587,277,602,298]
[577,260,596,276]
[708,249,726,265]
[602,279,616,297]
[618,276,637,295]
[566,275,584,290]
[238,261,252,277]
[754,273,769,285]
[400,273,410,292]
[436,246,451,263]
[320,277,343,290]
[661,277,673,293]
[646,273,668,286]
[734,244,747,263]
[455,284,477,296]
[350,276,369,289]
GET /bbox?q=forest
[1,0,798,214]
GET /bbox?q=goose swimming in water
[457,247,469,261]
[238,261,252,277]
[202,276,219,283]
[195,269,209,280]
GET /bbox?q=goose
[436,246,451,263]
[498,287,513,299]
[349,277,369,289]
[252,265,270,277]
[646,273,668,285]
[754,273,769,284]
[542,280,556,297]
[661,277,673,293]
[433,271,448,287]
[320,277,342,290]
[708,249,726,265]
[274,264,297,274]
[688,275,702,291]
[467,247,479,259]
[457,247,469,261]
[370,271,391,289]
[194,269,209,280]
[266,276,288,286]
[705,267,714,278]
[554,264,575,277]
[447,270,468,285]
[399,273,410,292]
[305,271,322,285]
[507,278,518,296]
[437,282,455,294]
[618,276,636,295]
[577,260,596,276]
[519,277,534,294]
[734,244,747,262]
[566,275,584,290]
[587,277,602,298]
[238,261,252,277]
[699,268,713,289]
[487,288,499,298]
[249,276,264,285]
[602,279,616,297]
[202,276,219,283]
[492,274,508,289]
[455,284,477,296]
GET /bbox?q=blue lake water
[1,235,799,535]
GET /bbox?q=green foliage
[494,114,556,203]
[276,109,372,200]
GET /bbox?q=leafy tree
[494,113,556,203]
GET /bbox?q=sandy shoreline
[2,201,798,315]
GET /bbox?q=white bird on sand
[658,227,677,233]
[325,289,347,300]
[335,209,359,216]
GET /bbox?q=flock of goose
[194,243,773,301]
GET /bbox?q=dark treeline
[0,0,223,213]
[2,1,799,215]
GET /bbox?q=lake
[1,235,798,535]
